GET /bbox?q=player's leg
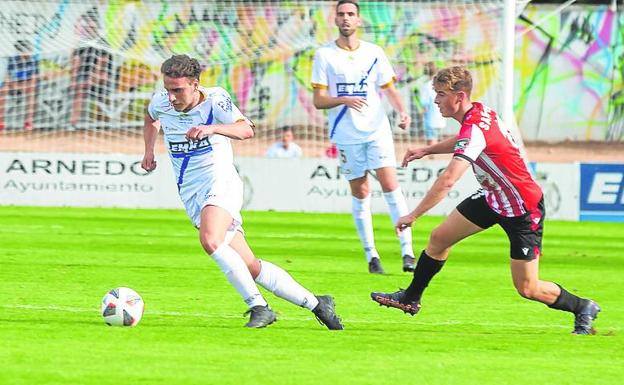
[229,232,343,330]
[339,143,383,273]
[370,131,415,271]
[424,123,439,147]
[504,200,600,334]
[199,206,267,302]
[510,258,599,334]
[372,191,493,314]
[229,230,317,309]
[193,172,274,328]
[376,166,415,271]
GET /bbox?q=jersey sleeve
[211,88,247,125]
[376,48,396,88]
[453,123,486,163]
[311,49,328,89]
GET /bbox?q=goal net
[0,0,525,157]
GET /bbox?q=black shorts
[456,190,545,260]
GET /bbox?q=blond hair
[433,66,472,95]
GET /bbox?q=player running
[371,66,600,335]
[142,54,343,330]
[311,0,415,274]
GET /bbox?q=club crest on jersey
[454,138,470,151]
[169,138,212,154]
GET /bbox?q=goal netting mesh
[0,0,526,157]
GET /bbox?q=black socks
[403,250,446,303]
[548,284,588,314]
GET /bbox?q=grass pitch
[1,206,622,385]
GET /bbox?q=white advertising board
[0,152,180,208]
[236,158,480,216]
[528,162,579,221]
[0,153,580,220]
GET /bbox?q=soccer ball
[101,287,144,327]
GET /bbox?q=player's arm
[396,157,471,232]
[186,119,254,141]
[142,109,160,172]
[401,136,456,167]
[312,87,366,112]
[381,81,410,130]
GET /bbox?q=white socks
[383,188,414,257]
[254,260,319,311]
[352,195,380,262]
[210,243,267,308]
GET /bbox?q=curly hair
[433,66,472,95]
[160,55,201,80]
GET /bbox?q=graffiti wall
[0,1,621,143]
[516,4,623,141]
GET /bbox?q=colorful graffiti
[0,0,621,143]
[516,4,623,141]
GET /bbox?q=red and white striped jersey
[453,102,543,217]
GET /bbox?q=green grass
[1,206,622,385]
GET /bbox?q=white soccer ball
[101,287,144,327]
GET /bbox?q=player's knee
[515,282,537,299]
[352,188,369,199]
[428,227,449,250]
[199,233,224,255]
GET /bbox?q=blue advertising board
[580,163,624,222]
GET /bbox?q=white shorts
[180,171,244,228]
[336,131,397,181]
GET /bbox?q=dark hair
[160,55,201,80]
[337,0,359,14]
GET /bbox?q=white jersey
[311,40,395,145]
[147,86,247,195]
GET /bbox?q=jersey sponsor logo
[580,163,624,222]
[178,113,193,124]
[336,82,368,97]
[168,138,212,155]
[217,97,232,113]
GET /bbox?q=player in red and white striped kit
[371,66,600,334]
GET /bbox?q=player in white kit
[142,55,343,329]
[311,0,415,274]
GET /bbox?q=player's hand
[342,97,367,112]
[401,147,428,167]
[141,153,157,172]
[398,112,411,130]
[396,213,416,234]
[186,125,215,141]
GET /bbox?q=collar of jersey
[334,40,360,52]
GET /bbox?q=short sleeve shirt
[311,40,395,144]
[147,86,248,191]
[453,102,542,217]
